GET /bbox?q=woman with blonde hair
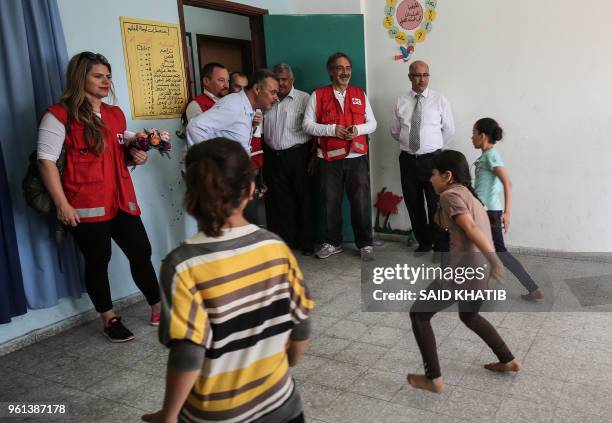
[37,52,161,342]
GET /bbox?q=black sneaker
[103,317,135,343]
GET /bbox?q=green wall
[264,14,367,243]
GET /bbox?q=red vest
[315,85,368,161]
[48,104,140,223]
[193,93,215,113]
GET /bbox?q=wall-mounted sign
[120,17,188,119]
[382,0,438,62]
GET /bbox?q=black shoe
[301,249,314,256]
[103,317,135,343]
[414,245,433,257]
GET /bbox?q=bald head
[408,60,430,94]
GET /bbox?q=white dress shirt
[303,87,377,158]
[185,90,219,122]
[186,90,254,153]
[390,88,455,154]
[263,86,310,151]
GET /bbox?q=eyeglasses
[410,73,430,78]
[334,66,352,72]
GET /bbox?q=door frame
[176,0,268,101]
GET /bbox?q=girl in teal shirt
[472,118,543,301]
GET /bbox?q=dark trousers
[70,211,160,313]
[264,143,314,252]
[399,151,442,249]
[410,280,515,379]
[488,211,539,293]
[318,156,372,249]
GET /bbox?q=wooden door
[196,34,253,75]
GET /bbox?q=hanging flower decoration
[383,0,438,62]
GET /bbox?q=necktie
[408,94,423,153]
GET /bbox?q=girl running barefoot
[472,118,543,301]
[408,150,521,394]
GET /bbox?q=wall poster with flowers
[382,0,438,62]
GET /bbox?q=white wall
[364,0,612,252]
[183,6,251,94]
[1,0,294,346]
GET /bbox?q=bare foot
[521,288,544,301]
[484,358,522,372]
[407,374,444,393]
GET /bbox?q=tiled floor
[2,242,612,422]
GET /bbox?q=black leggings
[410,281,514,380]
[488,211,539,293]
[70,211,160,313]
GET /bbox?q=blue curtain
[0,142,26,323]
[0,0,85,311]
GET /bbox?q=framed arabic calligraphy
[382,0,438,62]
[120,17,188,119]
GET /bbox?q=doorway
[196,34,252,81]
[177,0,268,101]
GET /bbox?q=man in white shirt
[390,60,455,253]
[184,62,229,122]
[186,69,279,154]
[263,64,314,255]
[303,52,377,260]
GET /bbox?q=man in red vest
[303,52,377,260]
[185,62,229,122]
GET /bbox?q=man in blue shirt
[186,69,279,153]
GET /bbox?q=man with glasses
[391,60,455,254]
[303,52,377,260]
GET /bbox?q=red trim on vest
[47,103,140,222]
[315,85,368,161]
[193,93,215,113]
[250,137,263,169]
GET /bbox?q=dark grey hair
[272,63,294,78]
[246,68,279,90]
